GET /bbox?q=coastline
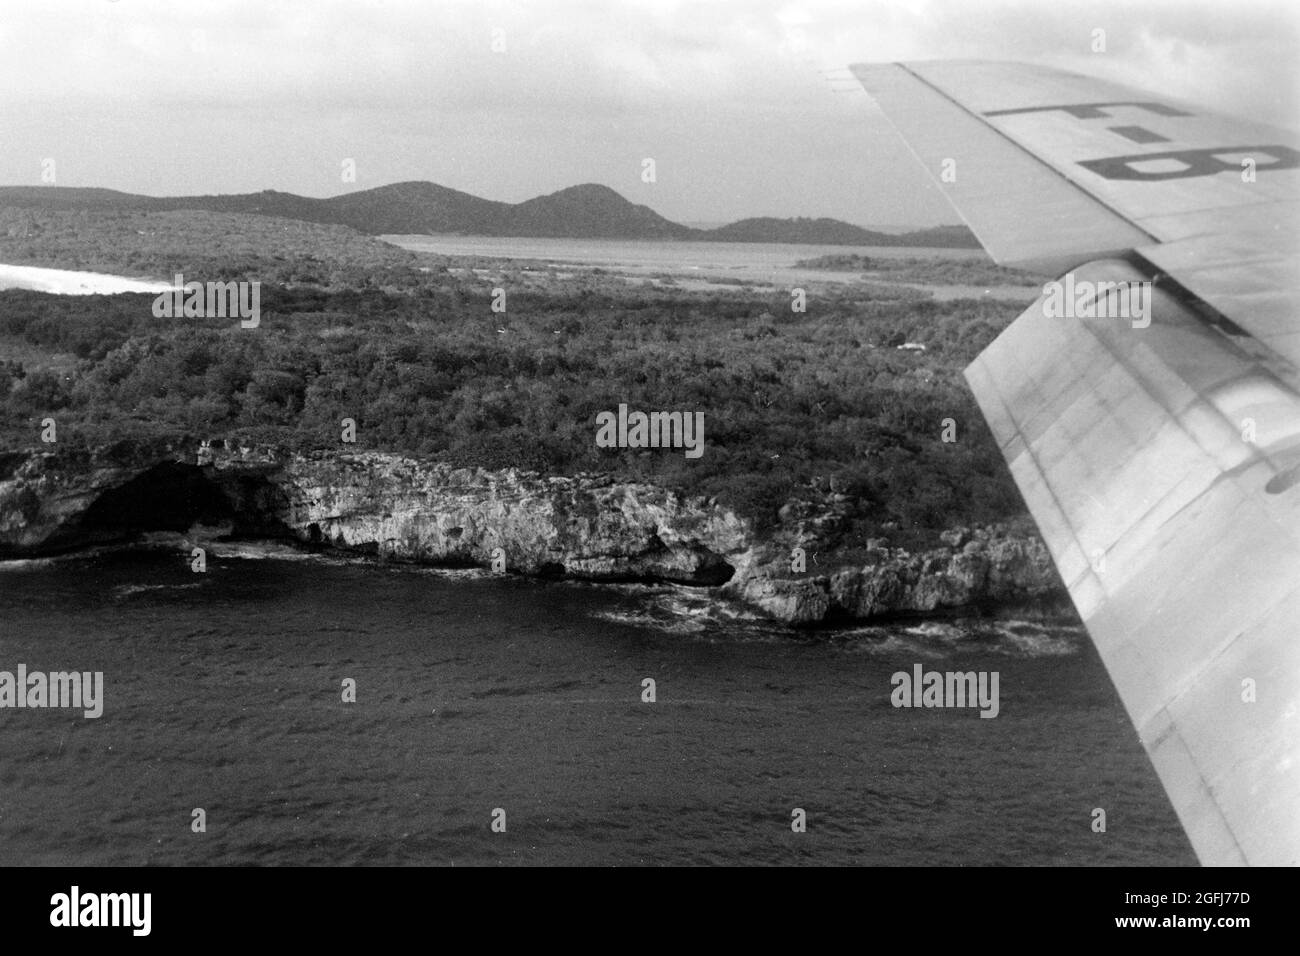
[0,438,1073,628]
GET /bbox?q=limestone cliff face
[0,439,207,556]
[0,442,1067,623]
[0,451,129,554]
[727,531,1065,623]
[205,446,749,585]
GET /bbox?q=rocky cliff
[204,443,748,584]
[0,441,1068,624]
[727,530,1065,624]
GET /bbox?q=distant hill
[884,224,983,248]
[703,216,899,245]
[0,183,979,248]
[274,181,511,235]
[497,184,691,240]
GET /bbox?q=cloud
[0,0,1294,224]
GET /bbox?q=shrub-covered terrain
[0,206,430,289]
[794,252,1045,287]
[0,207,1032,545]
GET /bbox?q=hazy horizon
[1,0,1297,227]
[0,178,974,232]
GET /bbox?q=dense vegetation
[795,253,1045,287]
[0,207,1030,543]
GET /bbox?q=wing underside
[853,60,1300,865]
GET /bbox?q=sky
[0,0,1296,227]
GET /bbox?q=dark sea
[0,546,1196,866]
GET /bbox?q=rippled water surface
[0,549,1195,865]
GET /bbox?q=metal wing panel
[853,60,1300,375]
[900,60,1299,240]
[858,59,1300,863]
[964,261,1300,866]
[849,62,1153,273]
[1140,231,1300,373]
[1090,485,1300,866]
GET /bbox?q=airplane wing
[852,60,1300,866]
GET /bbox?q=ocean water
[0,548,1196,866]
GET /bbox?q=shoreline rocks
[727,531,1066,624]
[0,440,1071,625]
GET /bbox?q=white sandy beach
[0,263,172,295]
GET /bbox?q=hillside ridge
[0,182,980,247]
